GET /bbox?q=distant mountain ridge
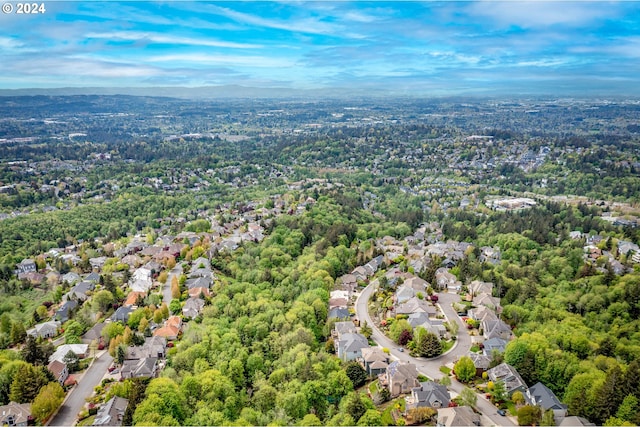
[0,85,393,99]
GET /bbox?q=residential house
[110,306,134,324]
[153,316,181,340]
[85,272,101,283]
[338,274,357,291]
[337,333,369,362]
[473,293,501,313]
[482,318,513,341]
[405,381,450,410]
[436,406,481,427]
[330,290,349,301]
[479,246,501,265]
[395,297,437,317]
[559,416,595,426]
[27,320,60,339]
[47,360,69,385]
[468,305,498,324]
[130,270,154,292]
[123,291,147,307]
[333,321,357,339]
[49,344,88,363]
[92,396,128,426]
[89,257,107,271]
[15,259,36,278]
[55,300,78,322]
[67,281,95,301]
[126,336,167,360]
[329,297,348,310]
[121,254,143,268]
[21,271,44,285]
[396,285,418,304]
[468,280,493,297]
[351,266,368,282]
[487,363,528,397]
[407,312,446,338]
[120,357,158,379]
[0,402,32,426]
[483,337,508,357]
[81,323,105,345]
[434,268,461,291]
[185,276,212,291]
[182,297,205,319]
[360,347,389,376]
[188,287,211,298]
[328,307,351,320]
[61,271,81,284]
[386,361,420,397]
[403,276,429,292]
[468,353,491,376]
[526,382,568,424]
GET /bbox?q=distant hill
[0,85,392,99]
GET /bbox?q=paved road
[49,352,114,427]
[355,283,515,427]
[163,265,183,305]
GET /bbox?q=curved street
[48,352,114,427]
[355,282,515,427]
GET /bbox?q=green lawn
[77,415,96,426]
[441,340,455,353]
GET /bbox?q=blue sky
[1,1,639,95]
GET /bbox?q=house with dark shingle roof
[92,396,128,426]
[526,382,568,424]
[406,381,450,410]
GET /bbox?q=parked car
[497,409,506,416]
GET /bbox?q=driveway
[355,282,515,427]
[48,352,114,426]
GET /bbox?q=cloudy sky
[1,1,639,95]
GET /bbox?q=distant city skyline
[1,1,639,96]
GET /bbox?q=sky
[1,0,639,96]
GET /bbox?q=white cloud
[146,53,296,68]
[466,1,618,29]
[85,31,263,49]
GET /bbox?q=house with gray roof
[559,416,595,426]
[487,363,528,397]
[92,396,128,426]
[120,357,158,379]
[328,307,350,320]
[482,318,513,341]
[333,321,357,338]
[27,320,60,339]
[0,402,32,426]
[337,333,369,362]
[437,406,480,427]
[361,347,389,376]
[468,353,491,376]
[182,297,205,319]
[395,296,437,316]
[406,381,450,410]
[483,337,508,356]
[526,382,568,424]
